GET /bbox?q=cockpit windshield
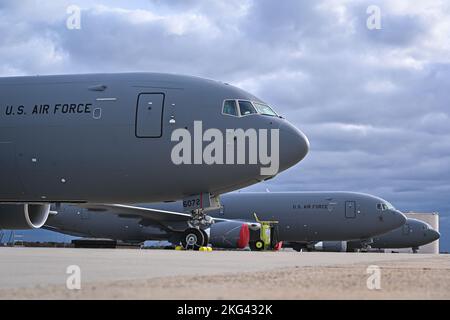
[238,100,258,116]
[377,202,395,211]
[223,99,280,118]
[385,202,395,210]
[252,102,278,117]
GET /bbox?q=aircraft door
[136,93,164,138]
[345,201,356,218]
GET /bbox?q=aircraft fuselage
[0,73,308,203]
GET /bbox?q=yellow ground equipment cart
[248,213,281,251]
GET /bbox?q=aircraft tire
[181,228,204,251]
[200,229,209,247]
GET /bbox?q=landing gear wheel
[250,240,264,251]
[181,228,204,251]
[200,229,209,247]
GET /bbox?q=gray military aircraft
[0,73,309,236]
[43,192,406,250]
[343,218,440,253]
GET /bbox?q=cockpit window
[377,202,396,211]
[222,99,279,118]
[253,102,278,117]
[385,202,395,210]
[238,100,257,116]
[222,100,239,117]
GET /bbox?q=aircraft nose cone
[429,229,440,242]
[278,121,310,172]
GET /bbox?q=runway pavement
[0,247,448,299]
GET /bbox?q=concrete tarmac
[0,247,449,299]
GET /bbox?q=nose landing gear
[359,238,374,252]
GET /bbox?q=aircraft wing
[80,204,191,222]
[79,204,256,232]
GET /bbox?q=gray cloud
[0,0,449,250]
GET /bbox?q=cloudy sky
[1,0,449,250]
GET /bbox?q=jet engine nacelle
[0,204,51,229]
[315,241,348,252]
[209,221,250,249]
